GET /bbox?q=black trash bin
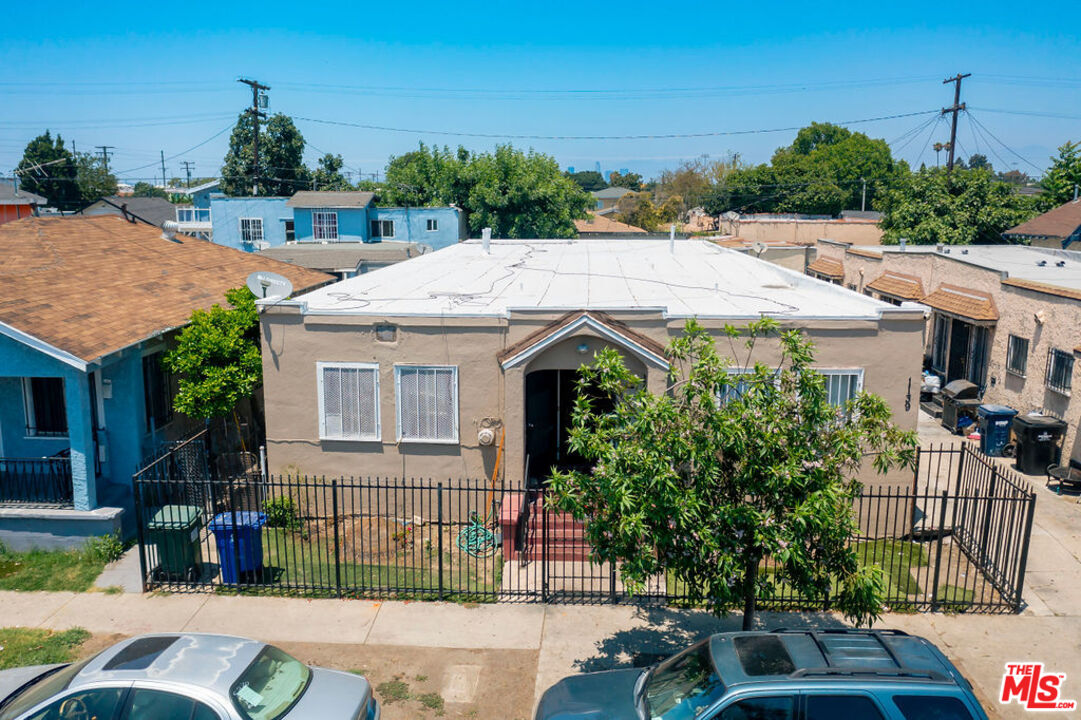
[941,380,980,434]
[1013,414,1068,475]
[977,404,1018,456]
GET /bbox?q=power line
[112,125,232,176]
[966,112,1045,173]
[292,109,939,141]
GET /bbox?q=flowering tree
[548,318,917,629]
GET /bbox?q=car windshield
[0,658,95,720]
[230,645,311,720]
[644,640,725,720]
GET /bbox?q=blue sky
[1,0,1079,184]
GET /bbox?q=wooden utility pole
[238,78,270,195]
[160,151,167,189]
[941,73,970,173]
[95,145,114,172]
[180,161,194,188]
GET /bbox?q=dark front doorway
[525,369,613,486]
[947,318,971,382]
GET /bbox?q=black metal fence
[133,439,1036,613]
[0,457,73,507]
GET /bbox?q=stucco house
[259,237,925,489]
[808,238,1081,463]
[1001,198,1081,249]
[0,215,330,549]
[0,179,45,225]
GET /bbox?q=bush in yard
[548,318,918,629]
[84,532,125,563]
[263,496,302,531]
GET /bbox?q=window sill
[396,437,459,445]
[1046,386,1072,398]
[320,436,381,443]
[1005,370,1026,379]
[23,434,69,440]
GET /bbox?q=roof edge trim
[0,321,88,371]
[501,313,669,370]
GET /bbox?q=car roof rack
[766,629,910,670]
[790,667,949,683]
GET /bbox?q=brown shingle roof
[286,191,375,208]
[866,270,924,301]
[807,256,844,279]
[1002,277,1081,302]
[1002,200,1081,241]
[0,216,333,363]
[921,284,998,321]
[574,213,647,234]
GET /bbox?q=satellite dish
[751,242,768,257]
[246,271,293,301]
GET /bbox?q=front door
[947,319,971,383]
[524,369,614,485]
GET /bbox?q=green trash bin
[146,504,204,582]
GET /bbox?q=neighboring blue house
[287,191,464,250]
[208,196,292,251]
[173,180,221,239]
[0,215,331,549]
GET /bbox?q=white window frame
[316,362,381,441]
[312,211,339,241]
[426,218,438,232]
[371,219,395,239]
[1006,335,1029,378]
[238,217,263,245]
[818,369,865,406]
[394,365,459,444]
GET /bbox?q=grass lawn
[935,584,975,608]
[0,547,108,592]
[0,628,90,670]
[219,528,498,600]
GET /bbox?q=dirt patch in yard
[274,642,538,720]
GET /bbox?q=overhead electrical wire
[966,112,1045,173]
[112,125,233,176]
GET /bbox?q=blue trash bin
[977,404,1018,457]
[209,511,267,583]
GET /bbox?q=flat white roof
[292,238,900,319]
[859,244,1081,290]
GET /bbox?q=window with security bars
[1006,335,1029,377]
[142,352,174,431]
[23,377,67,436]
[820,370,863,406]
[239,217,263,245]
[395,366,458,443]
[1046,348,1074,395]
[318,363,380,440]
[312,211,338,241]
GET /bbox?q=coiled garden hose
[456,514,499,558]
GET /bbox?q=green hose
[456,514,499,558]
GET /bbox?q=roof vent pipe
[669,224,675,253]
[161,220,180,242]
[481,227,491,254]
[899,238,907,252]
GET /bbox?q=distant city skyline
[1,0,1078,183]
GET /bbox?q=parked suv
[535,629,987,720]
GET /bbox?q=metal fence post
[229,475,241,588]
[930,490,949,611]
[332,479,341,599]
[437,482,445,601]
[542,491,549,603]
[980,465,999,559]
[955,445,966,496]
[1013,492,1038,610]
[132,479,150,592]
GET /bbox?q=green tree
[612,191,660,231]
[877,167,1041,244]
[1041,141,1081,206]
[703,163,776,215]
[383,143,590,238]
[164,288,261,420]
[966,154,992,172]
[132,182,169,199]
[607,170,644,191]
[566,170,608,192]
[313,153,353,191]
[220,113,311,196]
[73,152,118,205]
[16,131,79,210]
[548,318,917,629]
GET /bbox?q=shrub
[263,496,302,531]
[85,533,125,563]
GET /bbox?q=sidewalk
[2,587,1080,720]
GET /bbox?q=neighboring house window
[143,352,175,431]
[23,377,67,436]
[717,369,753,405]
[312,211,339,241]
[426,218,438,231]
[820,369,863,406]
[371,219,395,238]
[1046,348,1074,395]
[239,217,263,245]
[318,363,380,441]
[931,314,949,373]
[284,219,295,243]
[1006,335,1029,377]
[395,365,458,443]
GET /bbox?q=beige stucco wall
[720,218,883,246]
[260,306,925,489]
[807,240,1081,463]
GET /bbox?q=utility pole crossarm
[941,73,971,173]
[238,78,270,195]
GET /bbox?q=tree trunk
[742,561,757,631]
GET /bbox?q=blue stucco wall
[370,207,463,250]
[291,205,463,249]
[190,183,220,209]
[209,196,291,252]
